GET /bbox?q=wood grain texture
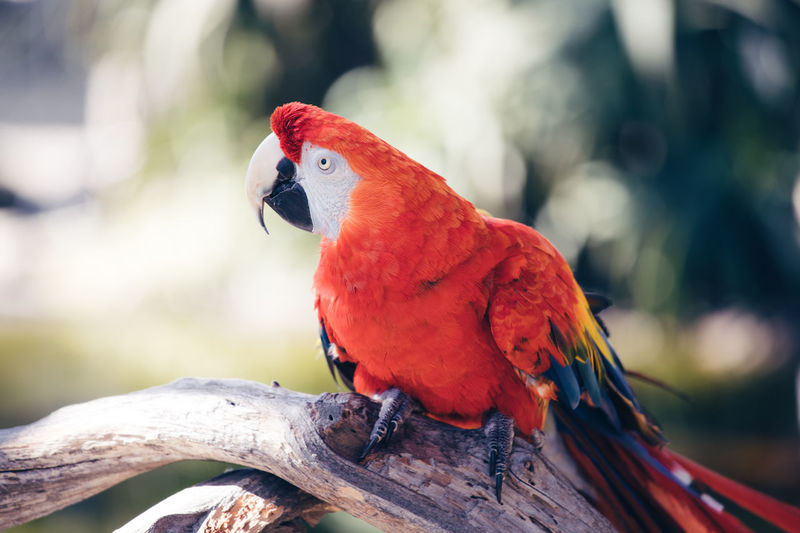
[116,468,335,533]
[0,378,614,532]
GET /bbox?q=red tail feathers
[655,448,800,533]
[555,405,800,532]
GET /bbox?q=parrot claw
[531,428,545,451]
[485,411,515,504]
[358,436,381,462]
[495,472,504,504]
[359,388,412,461]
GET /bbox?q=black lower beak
[257,204,269,234]
[263,178,313,233]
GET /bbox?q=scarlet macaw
[245,102,800,532]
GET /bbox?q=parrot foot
[485,411,515,504]
[359,388,412,461]
[531,428,545,450]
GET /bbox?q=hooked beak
[256,203,269,234]
[246,133,313,234]
[262,157,313,232]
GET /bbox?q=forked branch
[0,378,613,532]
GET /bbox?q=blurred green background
[1,0,799,531]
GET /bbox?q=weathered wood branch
[0,378,614,532]
[117,468,335,533]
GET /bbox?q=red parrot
[245,102,800,532]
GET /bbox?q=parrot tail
[654,447,800,533]
[553,404,800,533]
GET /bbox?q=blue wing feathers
[545,354,581,409]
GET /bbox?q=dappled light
[1,0,799,531]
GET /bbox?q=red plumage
[267,103,800,532]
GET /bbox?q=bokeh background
[1,0,799,531]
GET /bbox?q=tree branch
[0,378,613,532]
[116,468,335,533]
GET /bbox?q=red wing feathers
[485,216,666,445]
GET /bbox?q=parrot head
[246,102,379,240]
[246,102,449,241]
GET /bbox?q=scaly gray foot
[359,388,412,461]
[485,411,515,504]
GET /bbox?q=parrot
[245,102,800,532]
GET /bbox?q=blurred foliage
[1,0,799,531]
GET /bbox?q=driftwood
[0,378,614,532]
[116,468,335,533]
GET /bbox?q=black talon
[484,411,515,504]
[359,388,412,461]
[384,419,398,444]
[359,436,381,461]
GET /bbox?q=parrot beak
[256,203,269,235]
[263,157,314,233]
[246,133,313,234]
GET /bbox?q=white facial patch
[297,141,361,240]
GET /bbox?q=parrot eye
[317,156,334,172]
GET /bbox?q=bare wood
[0,378,614,532]
[116,468,336,533]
